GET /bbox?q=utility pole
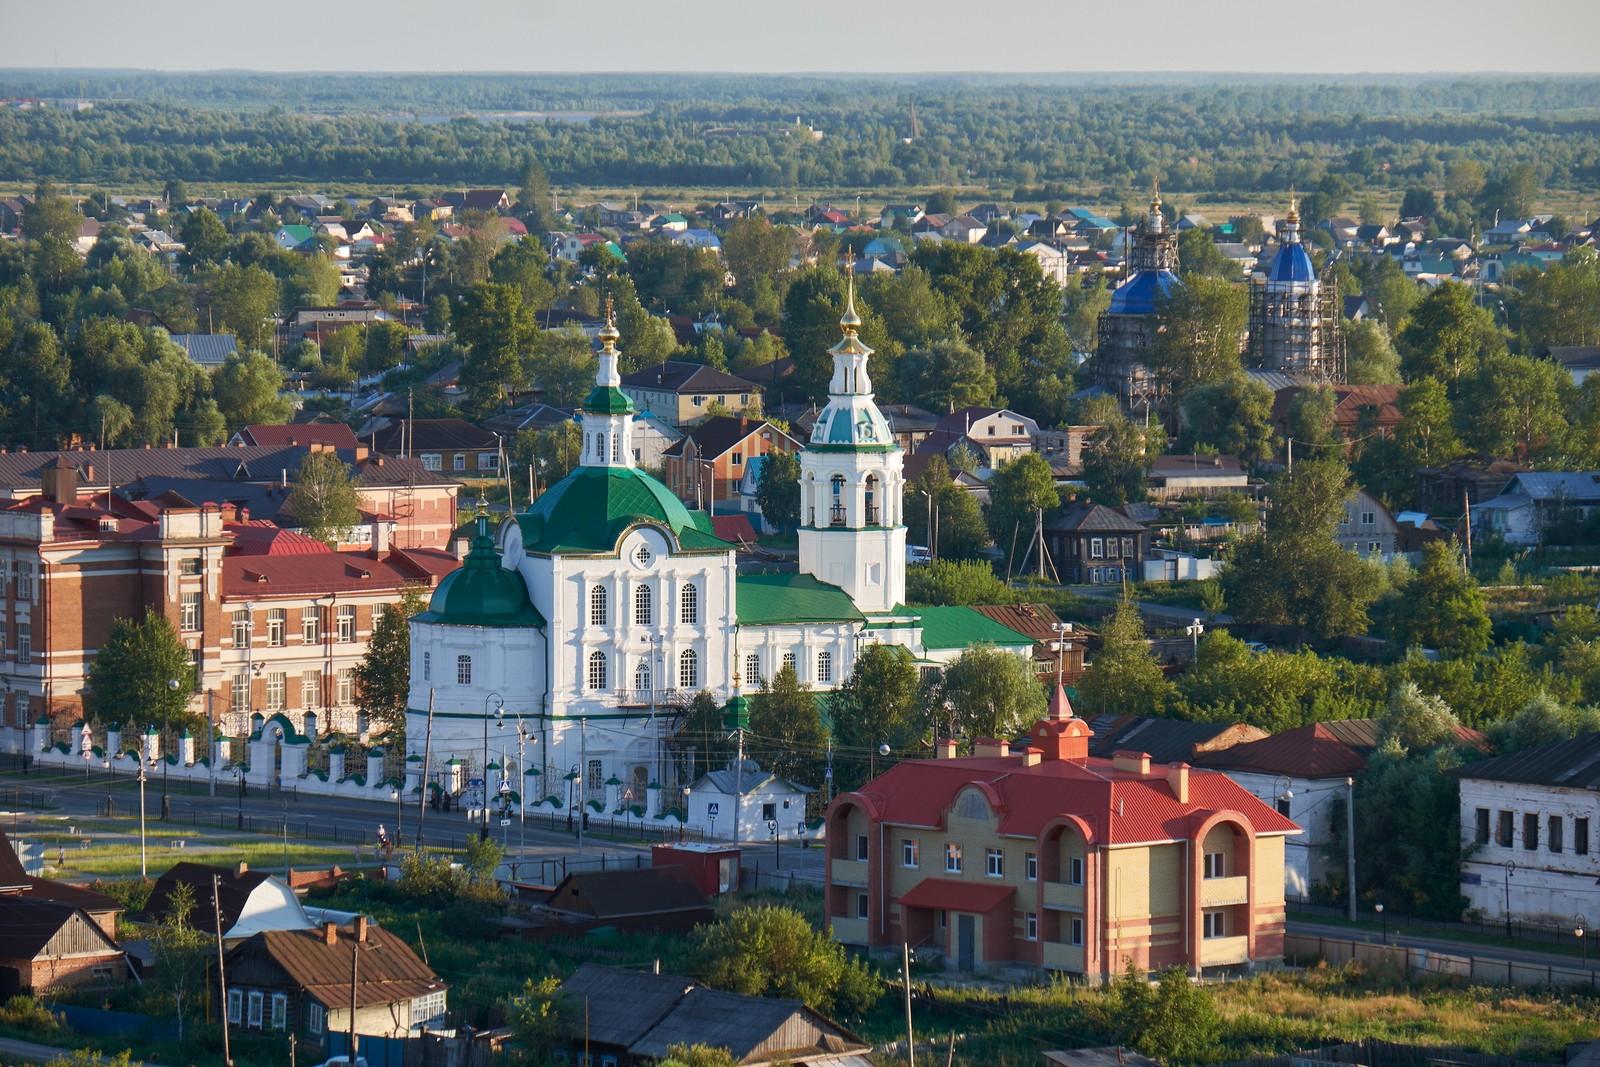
[214,874,233,1067]
[578,718,587,855]
[1346,776,1357,922]
[733,726,745,845]
[903,942,916,1067]
[414,688,434,850]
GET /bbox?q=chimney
[1019,746,1042,768]
[1112,751,1151,775]
[235,861,249,878]
[356,445,369,461]
[322,921,338,946]
[355,915,369,943]
[1168,762,1190,803]
[973,738,1010,759]
[936,738,958,760]
[371,519,390,559]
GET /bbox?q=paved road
[0,1033,175,1067]
[1288,917,1600,974]
[1064,585,1236,625]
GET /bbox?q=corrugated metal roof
[560,964,693,1048]
[241,923,445,1010]
[543,867,711,920]
[1452,732,1600,789]
[898,877,1015,913]
[914,606,1034,651]
[736,573,864,626]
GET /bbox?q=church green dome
[516,466,731,555]
[416,516,545,628]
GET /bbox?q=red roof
[899,878,1014,914]
[1194,721,1367,778]
[853,742,1298,847]
[221,548,458,597]
[225,524,333,557]
[711,515,758,544]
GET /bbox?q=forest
[2,73,1599,197]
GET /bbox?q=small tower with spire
[1247,190,1346,382]
[797,270,906,614]
[579,297,636,469]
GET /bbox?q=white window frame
[420,453,442,471]
[14,623,24,664]
[247,990,263,1029]
[1070,917,1084,946]
[231,672,249,713]
[985,848,1004,877]
[1203,852,1226,879]
[816,650,833,683]
[227,988,242,1024]
[337,604,356,642]
[588,650,609,691]
[680,583,699,624]
[1069,855,1084,885]
[1025,852,1037,881]
[267,609,286,647]
[266,672,287,711]
[944,843,962,873]
[902,838,919,868]
[635,585,653,626]
[1203,910,1227,939]
[232,610,250,647]
[678,648,699,688]
[181,592,202,632]
[307,1001,324,1034]
[1090,538,1104,559]
[301,671,320,708]
[337,668,355,705]
[590,585,608,627]
[301,606,320,643]
[271,992,287,1031]
[456,654,472,686]
[1025,912,1038,941]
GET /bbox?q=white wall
[1458,776,1600,923]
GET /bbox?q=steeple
[811,265,891,446]
[1284,187,1302,243]
[579,296,636,469]
[1145,180,1165,235]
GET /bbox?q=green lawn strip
[1293,912,1591,961]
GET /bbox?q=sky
[5,0,1599,74]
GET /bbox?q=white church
[403,288,1033,832]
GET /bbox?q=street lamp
[1375,902,1385,944]
[870,742,889,780]
[234,766,246,831]
[481,693,503,841]
[1504,860,1517,938]
[769,819,781,871]
[137,735,151,878]
[391,785,403,848]
[1577,915,1588,969]
[163,678,180,820]
[1185,618,1205,658]
[1049,622,1074,690]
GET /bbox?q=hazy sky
[7,0,1600,74]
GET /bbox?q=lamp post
[1504,860,1516,938]
[871,742,889,780]
[681,785,690,841]
[918,489,938,560]
[481,693,503,841]
[1577,915,1588,969]
[1185,618,1205,658]
[1375,902,1385,945]
[391,785,403,848]
[163,678,180,820]
[769,819,781,871]
[1271,776,1294,818]
[137,734,150,878]
[1049,622,1074,690]
[234,766,245,831]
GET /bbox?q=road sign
[468,777,483,787]
[707,802,720,816]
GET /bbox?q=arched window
[590,585,608,627]
[634,585,653,626]
[587,650,609,691]
[613,432,621,461]
[456,655,472,686]
[680,583,699,625]
[782,651,797,676]
[634,660,652,691]
[744,653,762,690]
[817,650,833,684]
[830,475,847,526]
[864,475,879,525]
[422,651,431,682]
[678,648,699,689]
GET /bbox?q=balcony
[831,916,869,945]
[1042,881,1084,911]
[1199,875,1249,906]
[864,505,880,525]
[1199,935,1249,967]
[830,505,847,527]
[1042,941,1085,973]
[612,688,696,710]
[830,859,868,887]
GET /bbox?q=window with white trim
[267,609,286,647]
[15,563,30,600]
[270,992,287,1031]
[1203,852,1226,879]
[420,453,442,471]
[590,585,608,627]
[856,835,869,860]
[856,892,868,919]
[456,654,472,686]
[232,610,250,648]
[307,1001,324,1034]
[266,672,286,711]
[945,843,962,873]
[679,648,699,689]
[1069,917,1084,946]
[588,651,608,691]
[1025,852,1037,881]
[816,650,833,683]
[902,838,919,868]
[301,606,320,643]
[1090,538,1104,559]
[453,453,466,471]
[782,651,797,675]
[181,592,202,632]
[1203,910,1227,939]
[301,671,320,708]
[247,990,263,1028]
[337,604,356,642]
[1069,856,1084,885]
[337,668,355,705]
[985,848,1004,877]
[744,653,761,689]
[227,988,242,1024]
[635,585,653,626]
[1025,912,1038,941]
[680,583,699,624]
[231,672,249,713]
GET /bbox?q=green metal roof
[516,465,730,556]
[736,572,866,625]
[914,605,1034,651]
[415,518,546,628]
[583,384,635,415]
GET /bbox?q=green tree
[1507,246,1600,355]
[22,180,83,293]
[1106,965,1222,1065]
[1454,351,1568,462]
[84,609,197,737]
[202,263,280,350]
[177,207,229,269]
[1349,740,1467,918]
[286,451,362,545]
[1285,384,1338,453]
[1394,377,1463,469]
[1397,281,1503,383]
[1176,228,1238,279]
[984,453,1058,561]
[1149,274,1247,397]
[354,586,428,746]
[1222,460,1384,640]
[1448,160,1487,202]
[896,339,996,413]
[1489,693,1600,755]
[1180,375,1275,465]
[903,457,990,561]
[755,449,801,530]
[1380,681,1462,752]
[905,560,1010,606]
[936,645,1047,743]
[509,976,574,1063]
[147,880,210,1041]
[829,644,922,790]
[456,282,535,417]
[1078,598,1173,716]
[1386,542,1490,658]
[1344,319,1402,385]
[748,665,828,787]
[1082,412,1164,506]
[722,216,795,302]
[514,156,553,233]
[11,322,72,441]
[694,905,879,1017]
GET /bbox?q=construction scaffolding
[1246,262,1347,384]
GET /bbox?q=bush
[397,852,468,904]
[0,994,60,1035]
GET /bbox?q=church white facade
[402,288,1021,833]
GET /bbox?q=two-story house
[361,418,503,480]
[662,416,802,507]
[934,407,1040,466]
[1044,504,1150,585]
[825,692,1297,977]
[620,363,763,428]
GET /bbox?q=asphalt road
[1287,917,1600,974]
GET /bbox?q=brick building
[0,458,458,743]
[825,689,1297,977]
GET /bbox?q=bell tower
[797,272,906,614]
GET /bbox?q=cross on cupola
[579,296,636,470]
